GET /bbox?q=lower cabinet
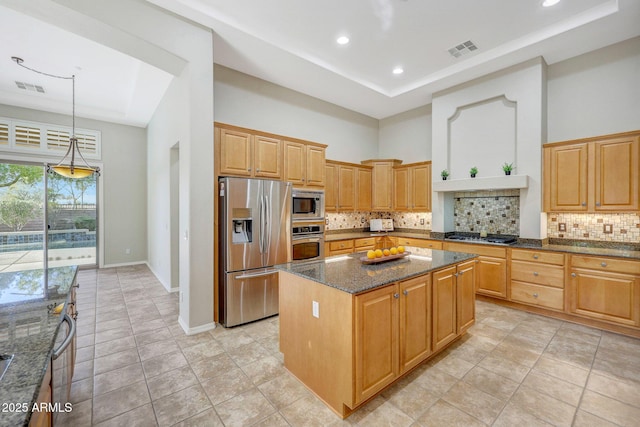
[29,363,52,427]
[444,242,506,299]
[510,249,565,311]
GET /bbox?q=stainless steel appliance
[292,189,324,221]
[292,222,325,262]
[219,177,292,327]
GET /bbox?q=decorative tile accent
[547,213,640,243]
[325,212,432,231]
[453,190,520,235]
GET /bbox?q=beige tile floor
[59,265,640,426]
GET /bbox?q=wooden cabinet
[354,237,375,252]
[395,237,442,250]
[443,242,507,299]
[393,162,431,212]
[432,260,476,352]
[284,140,326,188]
[362,159,402,211]
[510,249,566,311]
[356,166,373,211]
[215,125,282,179]
[399,275,432,374]
[374,235,397,250]
[29,363,52,427]
[355,284,399,403]
[326,239,354,256]
[569,255,640,327]
[544,131,639,212]
[326,161,372,212]
[325,162,338,212]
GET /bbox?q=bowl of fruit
[360,246,409,264]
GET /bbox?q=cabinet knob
[248,168,251,171]
[581,202,586,206]
[256,169,261,172]
[459,271,464,275]
[394,293,399,299]
[454,273,458,277]
[571,273,577,277]
[533,254,539,259]
[302,178,306,182]
[601,262,607,267]
[403,290,408,296]
[596,202,601,207]
[533,272,539,276]
[533,293,539,298]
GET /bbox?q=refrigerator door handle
[258,194,265,253]
[235,269,279,279]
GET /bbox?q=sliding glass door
[0,161,97,272]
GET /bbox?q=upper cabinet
[325,160,372,212]
[216,124,282,179]
[393,162,431,212]
[362,159,402,211]
[284,140,326,189]
[544,131,639,212]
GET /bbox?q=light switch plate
[312,301,319,318]
[558,223,566,232]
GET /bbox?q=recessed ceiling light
[392,67,404,75]
[542,0,560,7]
[336,36,350,45]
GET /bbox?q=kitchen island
[0,266,78,427]
[276,250,477,418]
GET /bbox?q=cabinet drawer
[510,281,564,310]
[329,240,354,252]
[444,242,506,258]
[511,261,565,288]
[354,237,375,248]
[571,256,640,275]
[511,249,565,266]
[396,237,443,250]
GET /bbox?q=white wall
[0,103,147,266]
[431,58,546,239]
[214,65,379,163]
[378,105,432,163]
[548,36,640,142]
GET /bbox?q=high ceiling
[1,0,639,126]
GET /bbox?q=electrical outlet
[312,301,319,318]
[603,224,613,234]
[420,218,425,225]
[361,217,365,223]
[558,223,566,232]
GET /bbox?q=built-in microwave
[292,190,324,221]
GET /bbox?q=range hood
[432,174,528,192]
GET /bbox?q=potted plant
[502,162,514,176]
[469,166,478,178]
[441,169,449,180]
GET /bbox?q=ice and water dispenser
[231,208,252,244]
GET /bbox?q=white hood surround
[431,58,547,240]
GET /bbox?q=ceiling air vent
[15,81,45,93]
[448,40,478,58]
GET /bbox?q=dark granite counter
[277,250,476,294]
[325,230,640,261]
[0,266,78,427]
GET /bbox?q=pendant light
[12,57,100,178]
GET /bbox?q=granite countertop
[277,249,477,294]
[0,266,78,427]
[325,230,640,260]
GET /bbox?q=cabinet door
[325,162,338,212]
[371,162,394,211]
[305,145,326,188]
[399,275,431,373]
[412,164,430,211]
[476,256,507,299]
[457,260,476,334]
[253,135,282,179]
[594,137,639,211]
[219,128,252,177]
[393,167,410,211]
[338,165,356,211]
[355,284,399,404]
[356,167,372,211]
[570,269,640,327]
[432,266,457,352]
[545,143,588,211]
[284,140,306,186]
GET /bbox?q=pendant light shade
[12,57,100,178]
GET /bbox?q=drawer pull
[532,293,539,298]
[403,290,408,296]
[601,262,607,267]
[571,273,576,277]
[533,254,539,259]
[394,293,399,299]
[533,272,538,276]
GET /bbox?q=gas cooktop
[445,234,518,245]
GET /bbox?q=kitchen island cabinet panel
[432,266,457,352]
[399,275,431,374]
[457,260,476,334]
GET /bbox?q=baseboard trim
[178,316,217,335]
[144,262,176,292]
[102,261,147,268]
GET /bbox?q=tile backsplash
[326,211,432,231]
[547,213,640,243]
[454,190,520,235]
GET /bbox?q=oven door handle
[235,269,279,280]
[53,313,76,360]
[293,236,323,242]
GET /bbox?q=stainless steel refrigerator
[218,177,292,327]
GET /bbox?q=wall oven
[292,222,324,262]
[292,190,324,221]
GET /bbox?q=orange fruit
[366,250,376,259]
[383,249,391,256]
[397,246,405,253]
[374,249,383,258]
[390,247,398,255]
